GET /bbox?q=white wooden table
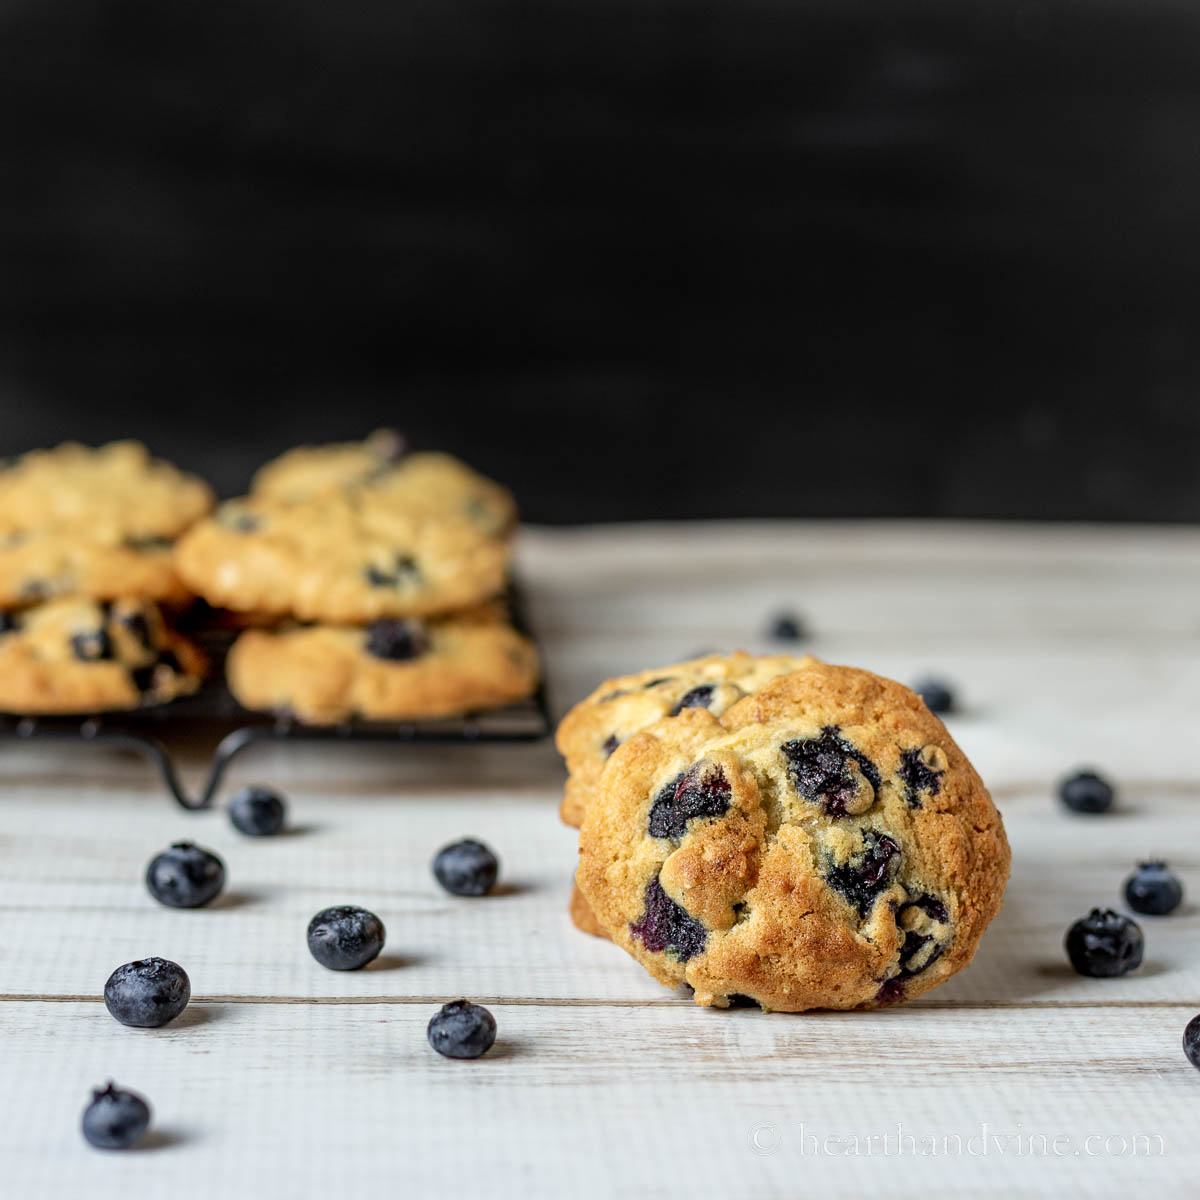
[2,522,1198,1198]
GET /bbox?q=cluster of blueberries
[1058,770,1199,1073]
[82,787,503,1151]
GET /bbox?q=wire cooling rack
[0,589,552,810]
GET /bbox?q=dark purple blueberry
[103,958,191,1028]
[895,894,951,977]
[913,677,954,715]
[1185,1014,1200,1071]
[825,831,901,915]
[647,761,731,839]
[81,1083,151,1149]
[641,677,674,690]
[0,611,19,635]
[1123,861,1183,916]
[364,554,421,588]
[365,619,428,661]
[875,978,906,1005]
[120,610,153,649]
[781,726,880,817]
[432,839,499,897]
[601,734,620,757]
[768,611,805,641]
[427,1000,497,1059]
[898,747,945,809]
[669,685,716,717]
[229,785,287,837]
[1065,908,1143,977]
[71,627,113,662]
[145,842,225,908]
[1059,770,1114,814]
[630,876,708,960]
[307,905,385,970]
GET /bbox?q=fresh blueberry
[365,619,428,662]
[1059,770,1115,814]
[913,677,954,715]
[1124,861,1183,916]
[145,842,225,908]
[629,876,708,960]
[103,957,191,1028]
[768,611,805,641]
[432,839,499,897]
[1184,1014,1200,1071]
[427,1000,497,1059]
[668,685,715,717]
[81,1083,151,1149]
[1065,908,1143,977]
[307,905,385,970]
[229,785,287,837]
[647,761,731,839]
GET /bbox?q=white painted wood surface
[2,521,1198,1198]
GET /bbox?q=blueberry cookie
[0,598,206,713]
[556,652,818,829]
[0,530,190,607]
[251,435,516,538]
[174,493,510,622]
[226,608,539,724]
[576,662,1010,1010]
[0,441,213,540]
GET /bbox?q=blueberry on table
[1058,770,1114,814]
[229,785,287,837]
[912,677,954,715]
[146,842,225,908]
[1065,908,1143,977]
[1124,861,1183,916]
[427,1000,497,1059]
[307,905,385,970]
[768,612,805,641]
[81,1083,151,1149]
[1184,1014,1200,1071]
[432,839,499,897]
[104,958,191,1028]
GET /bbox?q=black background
[1,0,1198,522]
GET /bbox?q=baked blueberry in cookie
[781,726,881,818]
[365,619,428,661]
[669,684,716,715]
[648,760,731,839]
[630,876,709,961]
[576,660,1009,1011]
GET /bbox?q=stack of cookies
[175,433,540,724]
[557,654,1010,1011]
[0,441,213,712]
[0,434,539,723]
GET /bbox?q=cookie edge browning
[226,619,540,725]
[576,663,1011,1011]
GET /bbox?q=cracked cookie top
[576,661,1009,1011]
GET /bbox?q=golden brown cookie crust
[226,611,540,724]
[175,494,510,622]
[251,439,517,538]
[555,652,818,828]
[0,441,213,540]
[568,883,610,939]
[0,531,191,607]
[576,662,1010,1012]
[0,598,206,714]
